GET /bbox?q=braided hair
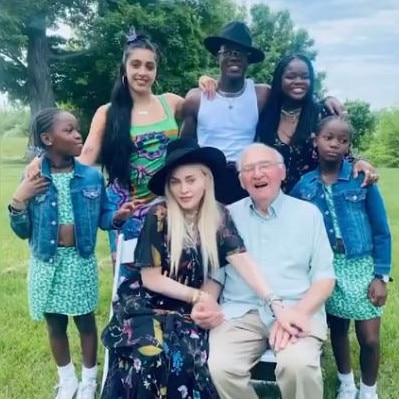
[31,107,63,149]
[257,54,325,146]
[315,115,353,138]
[100,29,159,188]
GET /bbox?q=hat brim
[204,36,265,64]
[148,147,227,196]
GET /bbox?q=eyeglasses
[240,161,284,174]
[218,49,249,58]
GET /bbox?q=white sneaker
[76,380,97,399]
[337,383,358,399]
[54,377,79,399]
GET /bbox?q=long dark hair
[257,54,322,146]
[100,31,158,187]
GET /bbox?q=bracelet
[12,196,26,205]
[191,289,201,305]
[264,293,283,315]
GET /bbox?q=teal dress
[28,172,98,321]
[323,185,383,320]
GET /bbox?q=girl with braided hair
[8,108,133,399]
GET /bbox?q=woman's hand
[353,159,378,187]
[324,96,345,116]
[113,201,135,222]
[191,294,224,329]
[199,75,218,100]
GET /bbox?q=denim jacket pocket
[343,189,366,203]
[298,188,317,201]
[33,193,48,203]
[82,188,101,200]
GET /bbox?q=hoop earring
[121,75,127,87]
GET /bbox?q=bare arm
[254,84,271,115]
[179,89,201,141]
[294,279,335,316]
[78,104,109,165]
[226,251,273,300]
[202,278,223,301]
[141,267,197,303]
[164,92,184,121]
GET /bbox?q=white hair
[236,143,284,171]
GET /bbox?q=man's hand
[269,321,298,351]
[271,303,310,338]
[191,295,224,330]
[368,278,387,307]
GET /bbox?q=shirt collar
[247,190,284,218]
[309,160,352,183]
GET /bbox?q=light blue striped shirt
[215,191,335,331]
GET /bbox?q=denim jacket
[9,158,121,263]
[290,160,391,275]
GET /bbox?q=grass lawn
[0,136,398,399]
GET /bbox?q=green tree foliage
[365,108,399,167]
[248,4,323,92]
[1,0,320,134]
[53,0,238,129]
[0,0,94,115]
[344,100,376,149]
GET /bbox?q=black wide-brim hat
[148,138,227,196]
[204,21,265,64]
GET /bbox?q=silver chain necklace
[217,81,247,110]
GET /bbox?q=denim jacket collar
[308,160,352,184]
[40,156,85,179]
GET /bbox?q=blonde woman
[101,138,308,399]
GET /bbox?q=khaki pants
[208,311,326,399]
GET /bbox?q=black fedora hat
[148,138,226,196]
[204,21,265,64]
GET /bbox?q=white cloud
[237,0,399,109]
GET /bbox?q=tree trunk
[25,15,56,160]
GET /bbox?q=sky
[238,0,399,110]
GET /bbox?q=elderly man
[193,143,336,399]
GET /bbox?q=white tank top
[197,78,258,162]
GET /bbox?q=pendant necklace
[217,81,246,110]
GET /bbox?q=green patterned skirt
[28,247,98,321]
[326,254,383,320]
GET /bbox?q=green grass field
[0,136,398,399]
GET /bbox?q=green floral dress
[28,172,98,321]
[323,185,383,320]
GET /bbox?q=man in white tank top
[180,21,271,204]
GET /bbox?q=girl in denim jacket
[290,116,392,399]
[8,108,133,399]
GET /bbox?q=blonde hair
[165,164,223,277]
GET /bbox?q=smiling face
[218,43,249,80]
[124,47,157,94]
[40,111,83,157]
[315,118,351,163]
[281,58,311,101]
[168,164,209,213]
[239,146,286,206]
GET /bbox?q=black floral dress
[101,202,245,399]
